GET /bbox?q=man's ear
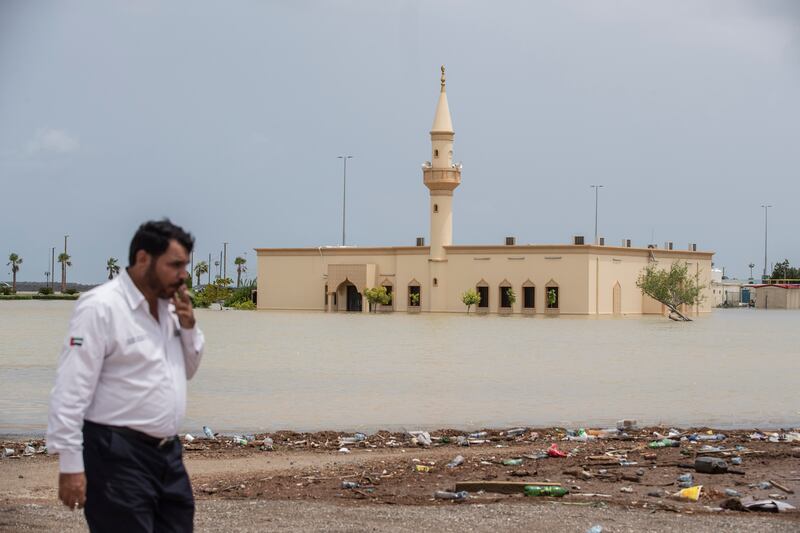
[135,249,151,267]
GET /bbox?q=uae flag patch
[70,337,84,347]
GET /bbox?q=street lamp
[761,205,772,280]
[338,155,353,246]
[590,185,604,244]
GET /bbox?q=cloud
[27,128,80,155]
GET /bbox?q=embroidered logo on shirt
[126,334,147,345]
[69,337,84,347]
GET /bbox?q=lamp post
[761,205,772,280]
[223,242,228,280]
[338,155,353,246]
[590,185,604,244]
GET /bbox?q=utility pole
[51,247,55,290]
[62,235,69,292]
[208,253,212,285]
[223,242,228,280]
[190,251,194,287]
[761,205,772,280]
[337,155,353,246]
[590,185,604,244]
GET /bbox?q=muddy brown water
[1,301,799,435]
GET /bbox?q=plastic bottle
[354,432,367,442]
[647,438,679,449]
[341,481,360,489]
[503,458,523,466]
[447,455,465,468]
[506,428,526,437]
[434,490,469,501]
[469,431,488,439]
[203,426,215,440]
[524,485,569,497]
[586,526,604,533]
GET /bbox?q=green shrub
[0,285,11,296]
[232,300,256,310]
[223,280,256,307]
[64,288,78,295]
[38,287,54,295]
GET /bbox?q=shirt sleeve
[179,326,204,380]
[46,294,109,473]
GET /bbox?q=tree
[461,288,481,314]
[636,261,705,322]
[194,261,209,287]
[505,287,516,307]
[364,286,391,312]
[409,291,420,306]
[770,259,800,282]
[7,253,22,293]
[547,288,557,308]
[234,256,247,287]
[57,252,71,293]
[106,257,120,280]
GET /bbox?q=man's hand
[59,472,86,510]
[174,285,196,329]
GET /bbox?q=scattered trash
[469,431,487,439]
[547,443,567,458]
[341,481,360,489]
[434,490,468,501]
[505,428,526,437]
[409,431,432,447]
[688,433,726,442]
[698,445,723,453]
[768,479,795,494]
[673,485,702,502]
[456,436,469,447]
[415,465,433,473]
[354,432,367,442]
[261,437,274,451]
[618,460,637,467]
[524,485,569,497]
[502,458,523,466]
[3,448,14,457]
[677,473,693,488]
[338,447,351,454]
[693,457,735,475]
[23,446,35,456]
[731,457,742,465]
[184,434,195,443]
[620,486,633,493]
[616,419,638,431]
[232,436,247,446]
[203,426,215,440]
[753,481,772,490]
[586,526,603,533]
[738,497,796,513]
[447,455,465,468]
[647,438,679,449]
[647,489,664,498]
[725,488,741,497]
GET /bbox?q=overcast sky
[1,0,798,283]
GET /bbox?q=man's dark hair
[128,219,194,267]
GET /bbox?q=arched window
[476,279,489,309]
[434,149,439,157]
[408,279,421,307]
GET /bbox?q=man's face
[144,240,190,298]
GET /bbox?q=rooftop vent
[665,241,673,250]
[573,235,585,245]
[599,237,605,246]
[416,237,425,247]
[505,236,516,246]
[689,243,697,251]
[622,239,631,248]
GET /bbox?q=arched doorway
[334,280,363,312]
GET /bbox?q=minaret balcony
[423,168,461,192]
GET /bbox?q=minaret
[423,66,461,261]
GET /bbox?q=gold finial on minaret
[440,65,446,92]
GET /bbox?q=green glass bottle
[524,485,569,497]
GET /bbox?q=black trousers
[83,421,194,533]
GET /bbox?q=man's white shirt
[46,270,204,473]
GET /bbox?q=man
[47,219,204,532]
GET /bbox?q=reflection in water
[1,301,799,434]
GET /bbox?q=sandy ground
[2,427,799,532]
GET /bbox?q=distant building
[256,68,714,316]
[752,284,800,309]
[710,269,747,307]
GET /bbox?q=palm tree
[234,256,247,287]
[57,252,71,293]
[106,257,120,280]
[194,261,209,287]
[7,253,22,293]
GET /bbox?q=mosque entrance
[346,284,362,312]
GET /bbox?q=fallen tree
[636,261,704,321]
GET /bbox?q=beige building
[256,68,714,316]
[752,284,800,309]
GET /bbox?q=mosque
[256,68,713,315]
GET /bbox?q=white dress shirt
[47,270,204,473]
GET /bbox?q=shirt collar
[119,269,147,311]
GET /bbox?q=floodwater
[1,301,799,435]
